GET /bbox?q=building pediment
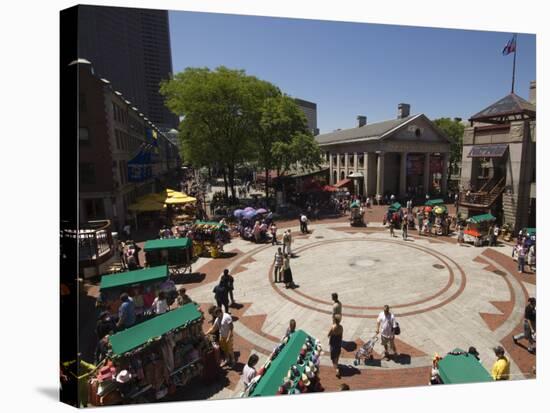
[381,114,452,145]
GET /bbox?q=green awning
[468,213,496,224]
[143,237,192,252]
[524,228,536,236]
[109,303,202,355]
[389,202,402,212]
[100,265,168,290]
[438,348,492,384]
[194,221,224,227]
[250,330,309,397]
[425,199,445,207]
[350,200,361,208]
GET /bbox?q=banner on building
[407,155,424,175]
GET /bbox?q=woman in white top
[152,291,168,314]
[241,354,259,389]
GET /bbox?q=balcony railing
[458,177,505,209]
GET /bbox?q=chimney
[529,80,536,105]
[397,103,410,119]
[357,115,367,127]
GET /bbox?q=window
[84,198,105,220]
[79,127,90,143]
[80,163,96,185]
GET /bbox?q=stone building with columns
[316,104,452,199]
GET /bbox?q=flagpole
[511,34,517,94]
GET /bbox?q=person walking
[457,224,465,245]
[491,346,510,380]
[283,253,296,289]
[417,210,424,233]
[389,218,395,237]
[328,314,344,378]
[206,307,235,368]
[527,244,536,272]
[402,219,408,240]
[513,297,536,353]
[282,230,290,255]
[285,319,297,338]
[220,269,236,307]
[273,247,284,283]
[331,293,342,317]
[376,305,398,360]
[213,282,230,314]
[300,213,309,234]
[517,245,526,273]
[270,222,278,245]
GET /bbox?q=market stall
[464,213,496,246]
[430,348,492,385]
[349,200,365,226]
[98,265,177,320]
[144,238,193,275]
[190,221,231,258]
[244,330,323,397]
[88,303,214,405]
[424,200,449,236]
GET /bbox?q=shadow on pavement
[172,272,206,285]
[393,353,412,365]
[339,365,361,377]
[341,341,357,352]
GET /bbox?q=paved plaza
[179,215,536,397]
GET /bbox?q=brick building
[76,59,180,232]
[457,81,536,232]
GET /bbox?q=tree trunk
[228,164,237,203]
[265,167,269,200]
[222,169,229,200]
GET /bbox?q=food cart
[425,200,449,236]
[98,265,176,320]
[88,303,214,405]
[244,330,323,397]
[349,200,365,227]
[191,221,231,258]
[431,348,492,385]
[144,238,193,275]
[464,213,496,246]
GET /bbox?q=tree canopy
[433,117,465,173]
[160,66,322,201]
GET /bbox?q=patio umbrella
[244,207,255,212]
[233,209,244,218]
[256,208,268,214]
[243,210,257,219]
[424,206,433,213]
[128,200,165,212]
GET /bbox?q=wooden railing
[459,177,505,208]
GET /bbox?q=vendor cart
[191,221,230,258]
[98,265,177,320]
[425,200,449,236]
[88,303,214,406]
[245,330,323,397]
[431,348,492,385]
[144,238,193,276]
[349,201,365,227]
[464,213,496,246]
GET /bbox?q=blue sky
[168,11,536,134]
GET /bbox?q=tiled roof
[315,115,418,145]
[470,93,536,121]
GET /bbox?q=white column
[354,153,358,172]
[363,152,368,195]
[336,153,341,181]
[377,152,385,197]
[424,153,431,194]
[344,152,349,177]
[329,152,334,185]
[399,152,408,197]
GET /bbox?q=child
[241,354,259,389]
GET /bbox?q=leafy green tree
[433,117,465,178]
[160,66,279,201]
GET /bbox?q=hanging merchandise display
[189,221,231,258]
[244,330,323,397]
[87,303,215,406]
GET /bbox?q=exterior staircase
[458,177,505,209]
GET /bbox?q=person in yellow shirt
[491,346,510,380]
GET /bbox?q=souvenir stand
[98,266,176,320]
[425,199,449,236]
[349,200,365,227]
[190,221,231,258]
[244,330,323,397]
[144,238,193,276]
[88,303,213,405]
[464,213,496,246]
[430,348,492,385]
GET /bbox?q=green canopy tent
[143,238,192,251]
[425,199,445,207]
[437,349,492,384]
[109,303,202,356]
[143,238,192,268]
[350,200,361,208]
[388,202,402,212]
[467,213,496,224]
[250,330,311,397]
[100,265,169,291]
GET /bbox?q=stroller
[353,335,378,365]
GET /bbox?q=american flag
[502,34,517,56]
